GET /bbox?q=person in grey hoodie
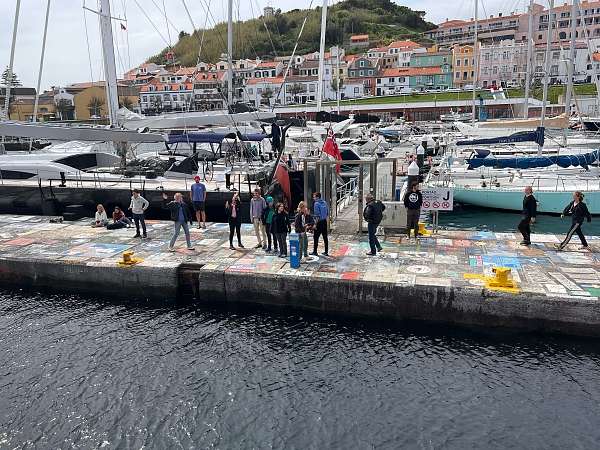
[250,188,268,249]
[128,189,149,238]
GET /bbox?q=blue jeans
[170,221,192,248]
[368,222,381,254]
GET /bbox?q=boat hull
[453,187,600,214]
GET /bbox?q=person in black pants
[403,182,422,241]
[311,192,330,256]
[557,191,592,251]
[226,193,244,250]
[272,203,291,258]
[363,193,386,256]
[518,186,537,246]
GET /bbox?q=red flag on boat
[322,128,342,173]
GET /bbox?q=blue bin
[289,232,300,268]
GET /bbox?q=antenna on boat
[471,0,479,124]
[539,0,555,156]
[316,0,328,112]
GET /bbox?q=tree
[260,87,274,105]
[87,96,105,117]
[149,95,163,113]
[1,67,21,87]
[178,30,189,40]
[55,99,73,121]
[289,83,304,103]
[331,76,345,92]
[119,96,134,110]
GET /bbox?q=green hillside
[148,0,434,66]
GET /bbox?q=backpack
[261,206,270,224]
[371,201,385,224]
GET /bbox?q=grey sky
[0,0,522,91]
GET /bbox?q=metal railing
[336,176,358,214]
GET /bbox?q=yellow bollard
[117,250,143,267]
[418,222,430,236]
[463,266,519,294]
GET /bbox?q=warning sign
[421,188,454,211]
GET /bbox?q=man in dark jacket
[162,192,194,251]
[363,193,386,256]
[403,183,423,241]
[518,186,537,246]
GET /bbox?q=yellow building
[452,44,476,88]
[66,82,140,121]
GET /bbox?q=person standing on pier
[403,183,422,241]
[129,189,149,238]
[363,194,385,256]
[226,193,244,250]
[191,176,207,229]
[311,192,329,257]
[518,186,537,246]
[162,192,194,252]
[294,201,315,260]
[264,196,277,253]
[250,189,267,249]
[273,203,291,258]
[557,191,592,251]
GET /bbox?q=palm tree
[288,83,304,104]
[119,96,134,110]
[87,96,105,118]
[260,87,274,105]
[55,99,73,121]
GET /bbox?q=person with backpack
[263,196,277,253]
[363,193,386,256]
[294,201,315,260]
[403,182,423,241]
[557,191,592,251]
[162,192,194,252]
[272,203,291,258]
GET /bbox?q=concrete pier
[1,215,600,336]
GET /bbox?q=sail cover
[457,127,545,147]
[167,131,267,144]
[466,150,599,169]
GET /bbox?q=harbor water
[1,289,600,449]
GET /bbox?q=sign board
[421,188,454,211]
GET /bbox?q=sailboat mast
[539,0,555,155]
[471,0,479,123]
[227,0,233,107]
[32,0,51,125]
[2,0,21,122]
[523,0,535,118]
[99,0,120,126]
[564,0,578,117]
[316,0,328,112]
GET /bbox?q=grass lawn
[313,84,599,107]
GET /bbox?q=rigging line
[197,0,229,52]
[112,18,126,78]
[121,0,132,69]
[197,0,211,64]
[162,0,172,48]
[82,0,95,82]
[271,0,316,111]
[149,0,179,37]
[132,0,170,47]
[264,0,285,53]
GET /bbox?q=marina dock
[1,215,600,337]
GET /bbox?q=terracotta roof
[388,40,421,49]
[404,67,444,76]
[175,67,196,76]
[255,61,280,68]
[350,34,369,41]
[593,52,600,62]
[435,12,520,30]
[369,47,389,53]
[246,77,284,85]
[380,68,411,77]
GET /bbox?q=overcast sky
[0,0,525,91]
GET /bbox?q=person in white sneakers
[128,189,149,238]
[162,192,195,252]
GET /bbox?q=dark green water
[440,205,600,235]
[1,289,600,449]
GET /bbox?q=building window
[248,88,253,95]
[354,87,359,94]
[456,60,461,67]
[142,95,147,102]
